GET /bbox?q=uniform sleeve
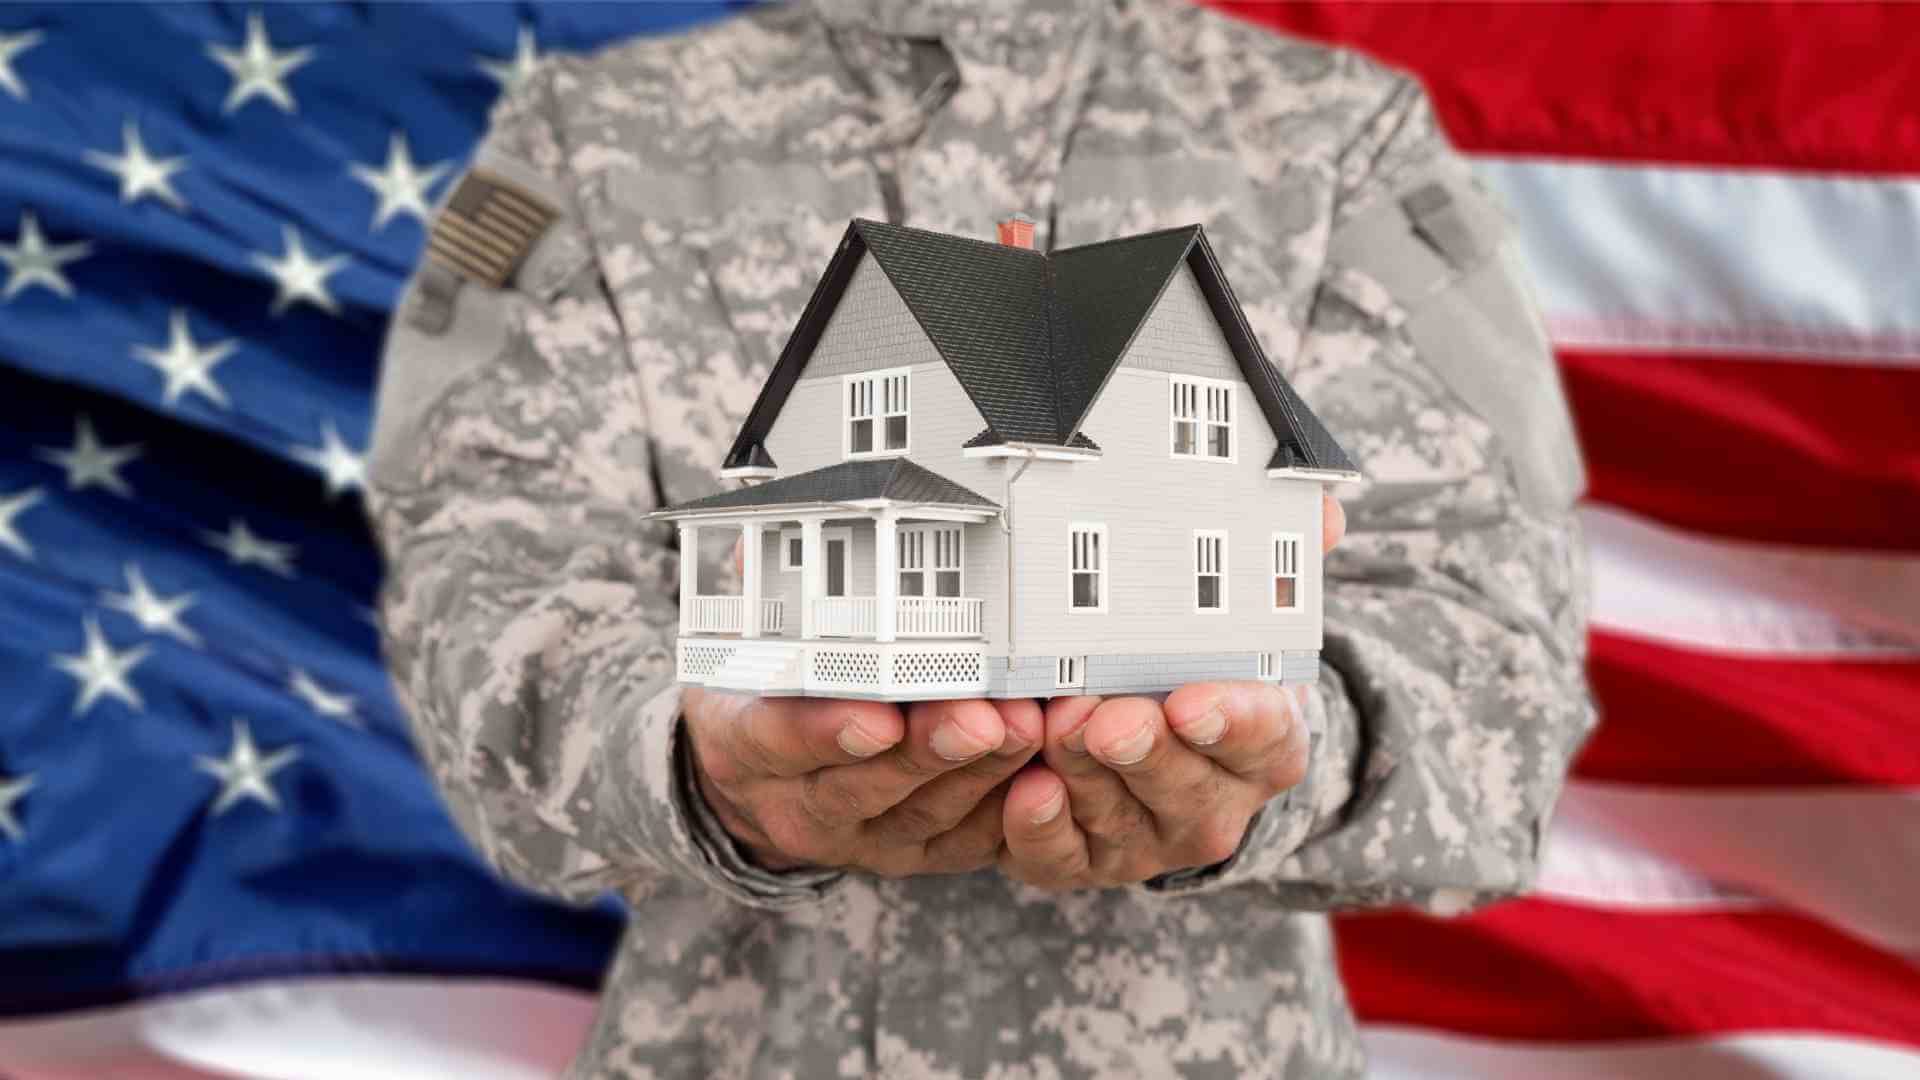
[364,63,841,911]
[1151,71,1599,913]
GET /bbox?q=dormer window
[846,367,910,457]
[1171,374,1234,461]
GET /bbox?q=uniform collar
[809,0,1102,39]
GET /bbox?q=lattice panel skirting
[679,643,737,680]
[812,649,881,688]
[892,650,983,689]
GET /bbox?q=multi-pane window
[1056,656,1085,689]
[1171,375,1233,460]
[1272,532,1303,611]
[898,525,962,597]
[1194,530,1227,612]
[846,367,910,456]
[1068,523,1106,612]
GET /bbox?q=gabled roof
[655,458,997,517]
[722,219,1359,478]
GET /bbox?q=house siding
[1116,261,1242,379]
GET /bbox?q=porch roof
[654,458,999,518]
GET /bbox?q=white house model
[651,215,1363,700]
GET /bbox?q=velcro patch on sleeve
[426,169,558,287]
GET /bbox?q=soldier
[365,0,1596,1076]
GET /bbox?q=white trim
[1257,651,1279,680]
[1193,528,1228,614]
[842,365,911,459]
[646,503,996,525]
[1055,656,1085,689]
[1067,521,1108,614]
[1267,466,1364,485]
[778,528,803,572]
[820,526,853,598]
[896,523,964,600]
[1271,530,1304,613]
[962,442,1102,461]
[720,465,778,482]
[1169,373,1237,463]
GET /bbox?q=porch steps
[708,642,806,696]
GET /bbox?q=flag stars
[85,119,190,211]
[0,486,43,560]
[206,10,314,115]
[53,616,150,717]
[132,309,240,409]
[478,24,541,96]
[289,668,358,727]
[203,519,298,578]
[103,564,201,648]
[350,131,450,231]
[1,210,92,300]
[0,772,34,842]
[0,28,43,101]
[291,421,365,498]
[197,719,301,816]
[36,416,141,497]
[250,225,349,316]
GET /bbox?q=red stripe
[1208,2,1920,174]
[1559,348,1920,551]
[1576,632,1920,788]
[1334,901,1920,1044]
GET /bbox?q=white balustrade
[896,597,983,637]
[813,596,877,638]
[760,597,785,634]
[685,595,744,634]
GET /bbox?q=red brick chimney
[996,213,1036,250]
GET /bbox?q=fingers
[699,690,907,784]
[797,697,1009,831]
[862,697,1041,845]
[1042,696,1155,845]
[1077,691,1233,829]
[998,767,1091,890]
[1162,681,1309,792]
[1323,487,1346,553]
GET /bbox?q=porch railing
[685,595,743,634]
[760,597,785,633]
[896,596,983,637]
[813,596,877,638]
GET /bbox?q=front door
[826,537,848,597]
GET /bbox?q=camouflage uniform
[365,0,1597,1076]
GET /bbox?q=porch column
[798,517,824,639]
[677,522,699,634]
[740,521,763,638]
[875,510,898,643]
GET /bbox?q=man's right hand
[682,688,1042,877]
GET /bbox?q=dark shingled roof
[662,458,998,515]
[722,218,1359,478]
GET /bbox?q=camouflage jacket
[365,1,1597,1076]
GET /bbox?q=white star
[196,718,300,816]
[290,421,365,498]
[132,308,239,409]
[249,225,348,316]
[203,518,298,577]
[52,615,149,717]
[349,131,451,231]
[206,10,314,115]
[84,118,189,211]
[0,771,34,841]
[35,416,141,497]
[1,210,91,300]
[0,486,42,560]
[289,668,359,727]
[0,28,43,101]
[102,563,201,648]
[477,24,540,96]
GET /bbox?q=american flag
[3,3,1916,1077]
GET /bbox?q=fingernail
[1099,721,1154,766]
[1182,702,1229,745]
[931,719,994,761]
[1030,788,1066,825]
[837,720,890,758]
[1061,725,1089,755]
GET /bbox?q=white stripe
[1364,1025,1920,1080]
[1470,156,1920,364]
[1582,503,1920,657]
[1537,781,1920,955]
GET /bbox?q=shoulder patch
[426,169,558,287]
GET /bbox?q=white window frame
[1056,656,1085,689]
[1258,652,1279,680]
[779,528,803,572]
[1271,531,1304,613]
[1067,522,1108,614]
[843,366,911,459]
[897,524,964,598]
[1193,529,1228,614]
[1170,373,1236,463]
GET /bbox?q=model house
[649,215,1362,700]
